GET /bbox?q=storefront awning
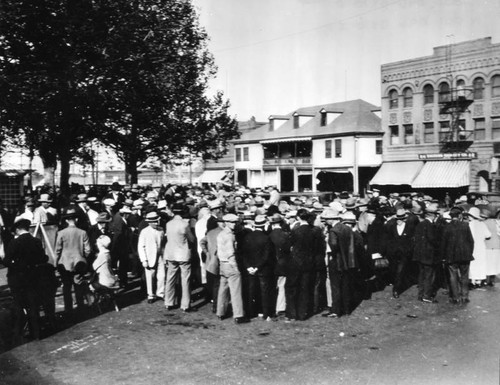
[198,170,228,183]
[370,161,424,185]
[260,137,312,144]
[411,160,469,188]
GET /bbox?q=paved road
[0,266,499,385]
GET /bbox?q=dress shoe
[147,298,155,304]
[166,305,175,310]
[234,317,250,324]
[422,297,438,303]
[284,317,295,323]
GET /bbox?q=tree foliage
[0,0,239,187]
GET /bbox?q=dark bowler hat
[63,208,78,219]
[96,212,112,223]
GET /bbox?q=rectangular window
[243,147,249,161]
[293,115,299,129]
[335,139,342,158]
[325,140,332,158]
[404,124,413,144]
[474,119,485,140]
[390,125,399,145]
[424,122,434,143]
[492,118,500,140]
[439,121,451,142]
[320,113,327,127]
[375,140,383,154]
[235,148,241,162]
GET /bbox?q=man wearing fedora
[216,213,248,324]
[384,208,416,298]
[286,208,324,321]
[33,194,58,225]
[268,213,290,317]
[138,211,166,303]
[110,205,133,288]
[412,204,441,303]
[206,199,223,234]
[55,208,91,316]
[164,203,195,311]
[440,207,474,304]
[323,209,358,318]
[239,214,275,320]
[74,193,91,232]
[87,212,112,266]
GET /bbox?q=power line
[214,0,406,53]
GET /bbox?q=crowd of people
[1,181,499,342]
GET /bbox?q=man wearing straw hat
[33,194,58,225]
[384,208,416,299]
[55,208,91,316]
[138,211,165,304]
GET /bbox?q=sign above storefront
[418,152,477,160]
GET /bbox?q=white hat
[103,198,116,206]
[120,206,132,214]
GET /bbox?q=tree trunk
[39,153,57,187]
[59,154,71,196]
[125,155,138,185]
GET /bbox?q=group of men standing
[1,182,497,341]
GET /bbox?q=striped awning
[260,137,312,144]
[411,160,470,188]
[370,161,424,185]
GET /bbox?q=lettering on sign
[418,152,477,160]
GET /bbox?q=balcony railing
[263,157,311,166]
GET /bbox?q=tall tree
[0,0,239,188]
[93,0,238,183]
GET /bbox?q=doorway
[280,169,294,192]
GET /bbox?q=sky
[191,0,500,122]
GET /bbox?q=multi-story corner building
[231,99,383,194]
[372,37,500,197]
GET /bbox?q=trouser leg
[447,264,459,301]
[297,272,312,321]
[227,265,244,318]
[179,262,191,310]
[459,263,470,301]
[276,276,286,313]
[156,259,166,299]
[165,261,179,307]
[216,269,229,317]
[259,274,273,318]
[145,268,155,299]
[285,273,299,320]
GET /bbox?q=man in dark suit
[285,208,324,321]
[74,193,91,232]
[4,219,48,342]
[87,212,112,266]
[441,207,474,304]
[268,213,290,316]
[104,182,125,211]
[240,215,275,320]
[384,208,416,298]
[412,204,441,303]
[109,206,133,288]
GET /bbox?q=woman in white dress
[468,207,491,286]
[194,207,211,286]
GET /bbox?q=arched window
[403,87,413,108]
[423,84,434,105]
[438,82,450,102]
[389,89,398,109]
[492,75,500,98]
[456,79,466,98]
[473,77,484,100]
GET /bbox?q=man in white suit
[137,211,165,304]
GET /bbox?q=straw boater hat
[321,208,341,220]
[103,198,116,207]
[38,194,53,203]
[209,199,223,210]
[145,211,160,222]
[120,206,132,214]
[222,213,239,223]
[254,214,267,227]
[341,211,357,224]
[75,193,88,203]
[395,208,408,220]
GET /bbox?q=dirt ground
[1,268,500,385]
